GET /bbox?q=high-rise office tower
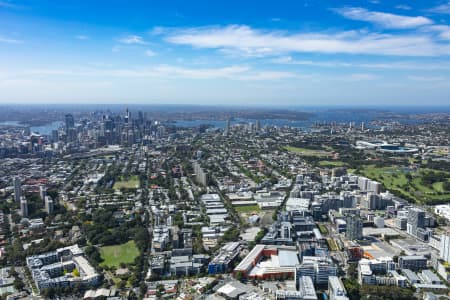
[20,197,28,217]
[39,185,46,202]
[51,129,59,142]
[407,207,425,236]
[124,108,130,124]
[65,114,75,133]
[255,120,261,131]
[224,119,230,136]
[45,196,54,214]
[345,214,363,241]
[14,177,21,203]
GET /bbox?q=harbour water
[172,109,432,129]
[0,121,63,135]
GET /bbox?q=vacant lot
[100,240,140,268]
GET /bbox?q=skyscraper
[65,114,76,142]
[20,197,28,217]
[14,177,21,203]
[407,207,425,236]
[65,114,75,132]
[45,196,54,214]
[255,120,261,131]
[124,108,130,124]
[51,129,59,143]
[345,214,363,241]
[39,185,46,202]
[224,118,230,136]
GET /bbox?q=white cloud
[344,73,378,81]
[151,65,298,81]
[144,49,156,57]
[422,25,450,40]
[271,56,450,70]
[164,25,450,57]
[395,5,411,10]
[0,36,23,44]
[238,70,301,81]
[429,2,450,14]
[271,56,352,67]
[150,26,167,36]
[75,35,89,40]
[11,64,299,82]
[408,75,447,81]
[151,65,249,79]
[118,35,147,45]
[335,7,432,29]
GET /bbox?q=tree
[128,274,138,287]
[444,181,450,192]
[234,271,243,281]
[13,278,25,291]
[343,278,360,300]
[117,279,126,289]
[347,263,358,279]
[139,282,148,296]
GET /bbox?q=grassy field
[234,204,261,213]
[360,165,450,204]
[113,175,139,190]
[433,182,445,193]
[317,224,329,234]
[318,160,346,167]
[285,146,331,157]
[100,240,140,268]
[327,238,338,251]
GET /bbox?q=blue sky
[1,0,450,106]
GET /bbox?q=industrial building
[233,245,298,280]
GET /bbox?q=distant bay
[0,121,63,135]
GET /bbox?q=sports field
[113,175,139,190]
[318,160,346,167]
[100,240,140,268]
[285,146,331,157]
[234,204,261,213]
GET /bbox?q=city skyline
[1,0,450,105]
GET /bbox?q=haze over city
[1,0,450,105]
